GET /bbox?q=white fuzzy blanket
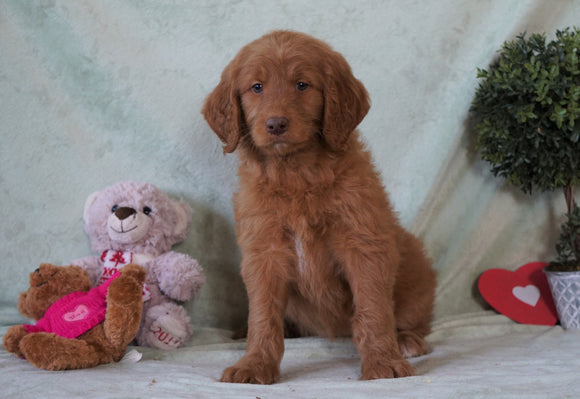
[2,309,579,398]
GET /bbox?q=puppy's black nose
[266,117,289,136]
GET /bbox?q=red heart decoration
[478,262,558,325]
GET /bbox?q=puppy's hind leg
[394,231,436,358]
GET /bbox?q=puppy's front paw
[220,356,279,384]
[361,356,415,380]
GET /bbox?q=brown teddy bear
[2,263,146,370]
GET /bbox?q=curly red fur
[203,30,436,384]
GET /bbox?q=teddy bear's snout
[114,207,137,220]
[107,206,153,244]
[30,265,57,287]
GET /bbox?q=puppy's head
[202,30,370,156]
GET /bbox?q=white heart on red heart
[478,262,558,325]
[512,285,540,307]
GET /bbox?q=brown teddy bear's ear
[202,62,244,154]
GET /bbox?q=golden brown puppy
[203,30,436,384]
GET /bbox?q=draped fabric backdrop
[1,1,579,398]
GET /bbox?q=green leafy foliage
[471,27,580,194]
[553,204,580,269]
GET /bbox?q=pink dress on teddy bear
[24,273,120,339]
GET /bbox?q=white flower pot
[544,268,580,329]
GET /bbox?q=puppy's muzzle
[266,117,289,136]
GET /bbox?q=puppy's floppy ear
[202,62,243,154]
[322,51,370,151]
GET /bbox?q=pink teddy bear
[73,181,205,350]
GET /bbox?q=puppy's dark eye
[143,206,152,216]
[111,205,119,213]
[296,82,309,91]
[252,83,263,93]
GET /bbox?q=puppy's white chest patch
[294,237,307,276]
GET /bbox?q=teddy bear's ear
[172,201,193,238]
[83,191,100,225]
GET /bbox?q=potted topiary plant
[470,27,580,328]
[544,204,580,328]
